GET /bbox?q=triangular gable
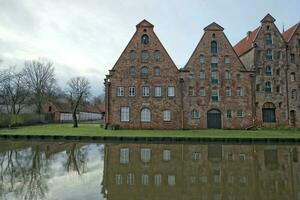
[282,22,300,42]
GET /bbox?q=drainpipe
[285,45,290,126]
[180,78,185,129]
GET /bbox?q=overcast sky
[0,0,299,96]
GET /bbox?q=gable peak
[261,13,276,23]
[136,19,154,29]
[204,22,224,31]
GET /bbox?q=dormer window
[265,33,272,45]
[211,41,218,54]
[141,34,149,44]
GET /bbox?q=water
[0,140,299,200]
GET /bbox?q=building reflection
[101,143,300,200]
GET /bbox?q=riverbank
[0,123,300,139]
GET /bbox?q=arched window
[141,50,149,61]
[225,70,231,79]
[129,50,136,61]
[265,33,272,45]
[154,66,160,76]
[191,109,200,119]
[141,34,149,44]
[266,49,273,60]
[291,72,296,82]
[141,108,151,122]
[265,82,272,93]
[265,66,272,76]
[199,55,205,64]
[154,50,160,61]
[199,70,205,80]
[129,66,136,76]
[211,41,218,54]
[141,66,149,78]
[291,89,297,99]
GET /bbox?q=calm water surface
[0,140,299,200]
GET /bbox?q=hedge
[0,113,46,128]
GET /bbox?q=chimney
[247,31,252,39]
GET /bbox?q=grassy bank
[0,123,300,138]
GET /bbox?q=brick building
[105,14,300,129]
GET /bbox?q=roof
[204,22,224,31]
[234,27,260,56]
[48,101,104,113]
[136,19,154,28]
[282,22,300,42]
[260,13,276,23]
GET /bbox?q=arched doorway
[290,110,296,127]
[207,109,221,129]
[262,102,276,123]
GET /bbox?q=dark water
[0,140,299,200]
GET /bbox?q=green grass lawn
[0,123,300,138]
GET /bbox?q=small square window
[129,87,135,97]
[168,87,175,97]
[117,87,124,96]
[155,86,162,97]
[237,110,244,117]
[224,56,230,64]
[142,86,150,97]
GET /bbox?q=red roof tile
[282,23,299,42]
[234,27,260,56]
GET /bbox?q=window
[237,110,244,117]
[200,87,206,96]
[163,150,171,161]
[191,109,200,119]
[211,71,219,84]
[265,82,272,93]
[265,33,272,45]
[48,106,52,112]
[129,87,135,97]
[115,174,122,185]
[141,50,149,61]
[225,70,231,79]
[276,68,280,76]
[236,74,241,80]
[141,174,149,185]
[277,51,282,60]
[239,154,246,161]
[256,67,262,75]
[226,87,231,96]
[212,89,219,102]
[237,87,243,96]
[141,66,149,78]
[192,152,201,161]
[227,110,232,118]
[154,50,160,61]
[129,66,136,76]
[127,173,134,185]
[154,86,162,97]
[154,174,162,185]
[142,86,150,97]
[117,87,124,96]
[266,49,273,60]
[120,148,129,164]
[256,84,261,92]
[120,107,130,122]
[189,87,195,96]
[168,175,176,186]
[167,86,175,97]
[141,148,151,162]
[211,56,218,68]
[141,108,151,122]
[291,72,296,82]
[290,54,295,63]
[211,41,218,54]
[224,56,230,64]
[141,34,149,44]
[199,70,205,80]
[298,39,300,47]
[129,50,136,61]
[265,66,272,76]
[276,85,280,93]
[163,110,171,121]
[292,89,297,99]
[154,66,161,76]
[200,55,205,64]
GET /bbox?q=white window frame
[127,173,134,185]
[167,86,175,97]
[237,87,243,97]
[155,86,162,97]
[191,109,200,119]
[120,148,129,164]
[117,87,124,96]
[141,108,151,122]
[115,174,123,185]
[199,70,205,80]
[226,87,231,97]
[120,107,130,122]
[163,110,171,121]
[163,150,171,161]
[141,174,149,185]
[142,86,150,97]
[128,87,135,97]
[237,110,244,118]
[141,148,151,162]
[154,174,162,186]
[200,87,206,97]
[168,175,176,186]
[192,152,201,161]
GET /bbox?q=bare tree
[23,59,56,114]
[0,66,29,114]
[67,77,90,128]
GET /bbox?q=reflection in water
[0,141,299,200]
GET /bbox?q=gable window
[211,71,219,84]
[141,50,149,61]
[256,84,261,92]
[226,87,231,96]
[141,34,149,44]
[211,89,219,102]
[211,56,218,68]
[120,107,130,122]
[129,50,136,61]
[291,89,297,99]
[129,87,136,97]
[211,41,218,54]
[200,87,206,96]
[237,110,244,118]
[191,109,200,119]
[141,148,151,162]
[200,55,205,64]
[224,56,230,64]
[141,66,149,78]
[141,108,151,122]
[155,86,162,97]
[199,70,205,80]
[265,82,272,93]
[225,70,231,79]
[155,50,160,61]
[154,66,161,76]
[129,66,136,76]
[227,110,232,118]
[167,86,175,97]
[266,49,273,60]
[265,66,272,76]
[237,87,243,96]
[120,148,129,164]
[291,72,296,82]
[265,33,272,45]
[142,86,150,97]
[117,87,124,96]
[189,87,195,96]
[163,150,171,161]
[163,110,171,121]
